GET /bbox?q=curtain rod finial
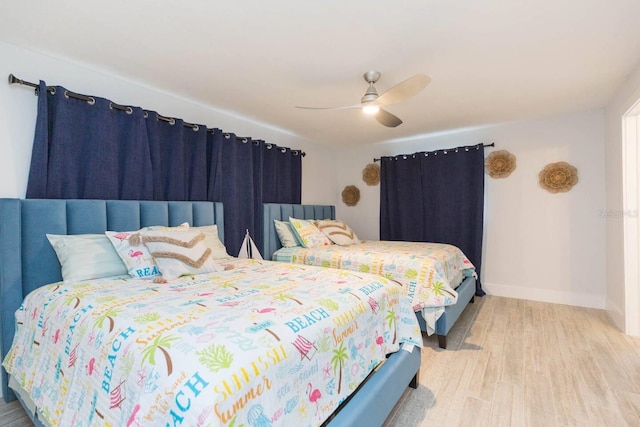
[8,74,18,85]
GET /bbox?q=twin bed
[262,203,478,349]
[0,199,422,427]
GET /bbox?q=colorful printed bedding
[272,241,476,333]
[2,259,421,427]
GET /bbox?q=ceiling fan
[296,71,431,127]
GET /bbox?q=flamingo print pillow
[105,223,188,279]
[46,234,128,283]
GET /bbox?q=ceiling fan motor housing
[363,71,381,84]
[361,71,381,103]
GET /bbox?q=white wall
[335,110,607,308]
[604,61,640,331]
[0,42,338,204]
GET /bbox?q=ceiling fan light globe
[362,105,380,115]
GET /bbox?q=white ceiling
[2,0,640,147]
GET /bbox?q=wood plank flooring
[384,295,640,427]
[0,399,33,427]
[1,295,639,427]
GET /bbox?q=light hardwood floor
[2,295,639,427]
[0,399,33,427]
[384,295,640,427]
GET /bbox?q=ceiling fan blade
[295,103,362,110]
[376,108,403,127]
[374,74,431,107]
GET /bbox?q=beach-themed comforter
[273,241,476,332]
[3,259,421,427]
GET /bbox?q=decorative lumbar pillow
[140,229,220,279]
[288,217,332,248]
[274,220,300,248]
[105,223,188,279]
[314,220,360,246]
[46,234,128,283]
[190,225,231,259]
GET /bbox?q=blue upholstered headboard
[262,203,335,261]
[0,199,224,402]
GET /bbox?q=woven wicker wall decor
[538,161,579,193]
[485,150,516,178]
[342,185,361,206]
[362,163,380,186]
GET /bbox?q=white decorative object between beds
[0,199,422,427]
[263,203,478,349]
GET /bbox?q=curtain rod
[372,142,495,162]
[8,73,306,157]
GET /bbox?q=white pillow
[191,225,231,259]
[289,217,332,248]
[314,220,360,246]
[46,234,128,283]
[105,223,189,279]
[141,229,221,279]
[274,220,300,247]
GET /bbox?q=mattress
[2,258,421,427]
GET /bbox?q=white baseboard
[606,298,626,332]
[481,282,606,309]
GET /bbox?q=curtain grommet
[192,124,199,132]
[50,87,56,95]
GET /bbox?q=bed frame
[263,203,476,349]
[0,198,420,427]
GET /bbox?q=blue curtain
[146,113,208,201]
[380,154,426,239]
[25,81,303,258]
[380,144,486,296]
[27,82,153,199]
[206,128,224,202]
[262,143,302,204]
